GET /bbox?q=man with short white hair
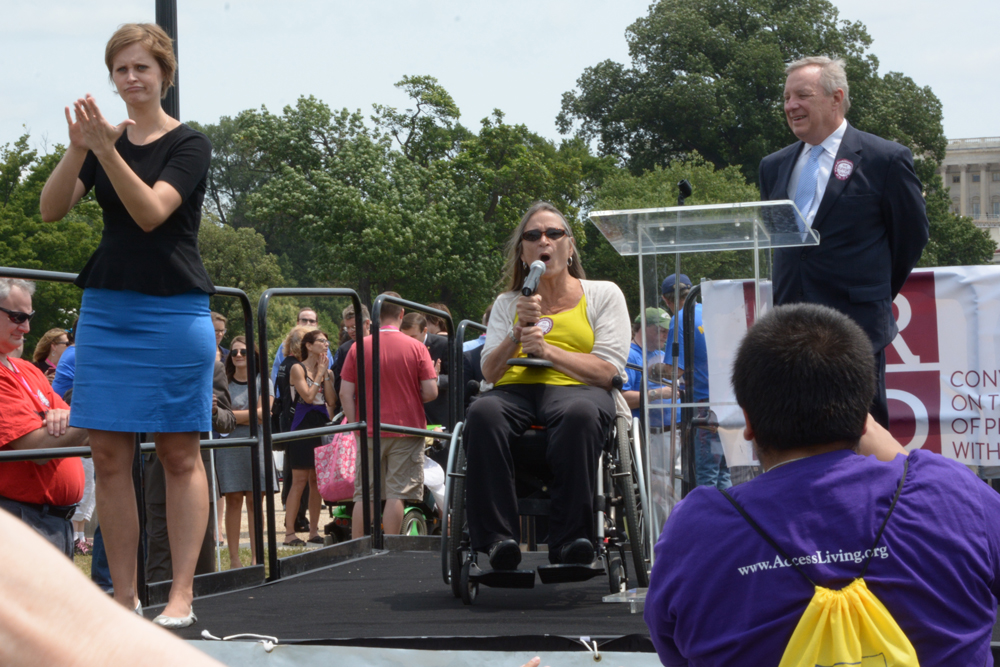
[0,278,87,556]
[759,56,929,428]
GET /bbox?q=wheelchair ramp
[166,550,651,655]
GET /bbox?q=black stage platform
[164,549,651,653]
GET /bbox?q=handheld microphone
[507,259,555,368]
[521,260,546,296]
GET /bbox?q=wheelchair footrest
[468,563,536,589]
[537,562,606,584]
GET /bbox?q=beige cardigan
[480,279,631,419]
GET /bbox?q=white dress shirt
[786,119,848,229]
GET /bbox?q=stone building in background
[941,137,1000,254]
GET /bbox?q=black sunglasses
[231,349,247,357]
[0,306,35,325]
[521,228,568,243]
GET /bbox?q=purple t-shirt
[644,449,1000,666]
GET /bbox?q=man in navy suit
[759,56,929,427]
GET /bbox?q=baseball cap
[635,307,671,330]
[661,273,692,294]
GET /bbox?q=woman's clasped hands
[65,94,134,158]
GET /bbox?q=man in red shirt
[340,293,438,538]
[0,278,86,557]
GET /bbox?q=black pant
[870,349,888,428]
[464,384,615,561]
[0,496,74,558]
[143,452,216,582]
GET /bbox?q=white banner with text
[703,267,1000,466]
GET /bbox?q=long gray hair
[502,201,585,293]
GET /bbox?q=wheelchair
[440,413,651,604]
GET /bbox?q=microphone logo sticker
[536,318,554,335]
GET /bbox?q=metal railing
[255,288,368,579]
[0,266,260,605]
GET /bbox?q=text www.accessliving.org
[736,546,889,576]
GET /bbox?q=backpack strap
[859,456,909,578]
[720,455,910,587]
[720,487,818,587]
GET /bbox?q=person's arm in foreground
[0,507,225,667]
[858,414,907,461]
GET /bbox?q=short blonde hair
[105,23,176,99]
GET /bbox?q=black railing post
[255,287,366,579]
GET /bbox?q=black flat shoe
[487,539,522,571]
[558,538,595,565]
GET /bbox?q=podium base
[507,358,554,368]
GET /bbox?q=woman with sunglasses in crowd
[39,24,215,628]
[216,336,273,567]
[284,329,335,546]
[32,328,72,383]
[463,201,630,571]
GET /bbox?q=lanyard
[0,359,50,415]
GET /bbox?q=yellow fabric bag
[721,458,917,667]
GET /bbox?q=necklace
[134,117,170,145]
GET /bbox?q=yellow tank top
[496,293,593,387]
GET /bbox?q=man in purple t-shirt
[645,303,1000,666]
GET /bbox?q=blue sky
[2,0,997,156]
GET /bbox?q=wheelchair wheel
[402,507,427,536]
[449,443,468,599]
[615,416,650,588]
[607,548,627,594]
[460,558,478,605]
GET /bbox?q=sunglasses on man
[521,228,568,243]
[0,306,35,325]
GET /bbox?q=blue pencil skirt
[70,288,215,433]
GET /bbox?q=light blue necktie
[793,145,824,232]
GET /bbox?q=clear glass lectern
[589,200,819,578]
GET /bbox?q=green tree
[0,136,102,353]
[561,0,988,270]
[371,75,471,166]
[916,173,996,267]
[558,0,944,185]
[197,83,610,326]
[230,95,497,322]
[198,218,297,358]
[586,153,763,315]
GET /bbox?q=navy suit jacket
[759,123,929,352]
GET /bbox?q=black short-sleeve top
[75,124,216,296]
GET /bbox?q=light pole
[156,0,179,120]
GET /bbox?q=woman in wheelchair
[466,201,630,571]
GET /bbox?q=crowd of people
[5,20,999,667]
